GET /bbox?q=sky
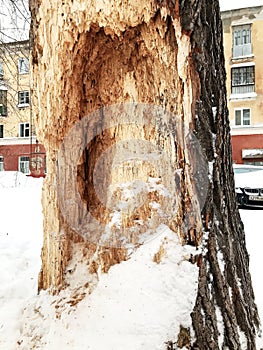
[0,0,30,42]
[220,0,263,11]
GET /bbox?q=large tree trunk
[30,0,259,348]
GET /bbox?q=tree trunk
[30,0,260,348]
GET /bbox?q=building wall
[0,41,31,135]
[0,40,45,176]
[222,6,263,164]
[232,134,263,164]
[0,143,45,170]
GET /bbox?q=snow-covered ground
[240,209,263,337]
[0,173,43,349]
[0,172,262,349]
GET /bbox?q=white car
[233,164,263,208]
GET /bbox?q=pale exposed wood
[30,0,259,348]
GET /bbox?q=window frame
[19,122,30,138]
[0,124,3,138]
[0,62,3,78]
[18,156,30,174]
[18,90,30,107]
[0,156,4,171]
[0,89,7,116]
[231,65,255,95]
[18,57,29,75]
[232,24,252,58]
[234,108,251,127]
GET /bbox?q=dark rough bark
[178,0,260,349]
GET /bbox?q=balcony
[231,84,255,95]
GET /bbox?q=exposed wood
[30,0,259,347]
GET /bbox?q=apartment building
[221,5,263,165]
[0,40,45,176]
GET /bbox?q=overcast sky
[219,0,263,11]
[0,0,30,42]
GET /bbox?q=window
[19,156,30,174]
[245,161,263,166]
[231,66,255,94]
[0,62,3,78]
[0,125,3,138]
[18,57,29,74]
[18,91,30,106]
[0,156,4,171]
[233,25,252,58]
[0,90,7,116]
[19,122,30,137]
[234,108,250,126]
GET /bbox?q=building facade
[0,40,45,176]
[221,6,263,165]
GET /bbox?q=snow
[0,173,262,349]
[234,169,263,188]
[242,148,263,158]
[32,231,199,350]
[0,172,263,350]
[240,209,263,341]
[0,171,29,188]
[0,172,200,350]
[230,92,258,101]
[0,174,43,349]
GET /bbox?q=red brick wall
[231,134,263,164]
[0,143,46,173]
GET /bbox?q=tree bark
[30,0,260,348]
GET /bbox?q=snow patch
[215,306,224,348]
[17,226,200,349]
[1,171,263,349]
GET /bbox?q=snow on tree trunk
[30,0,259,348]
